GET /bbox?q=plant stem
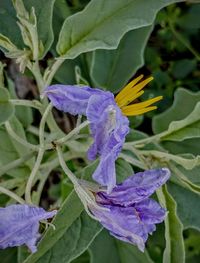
[25,104,52,204]
[10,99,43,110]
[0,186,25,204]
[25,148,44,204]
[57,146,79,186]
[56,120,90,145]
[5,121,39,151]
[44,59,64,87]
[0,152,35,177]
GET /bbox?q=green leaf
[24,190,101,263]
[153,88,200,134]
[168,182,200,231]
[89,230,120,263]
[0,247,18,263]
[116,240,154,263]
[88,26,152,93]
[24,192,83,263]
[23,0,55,57]
[36,212,101,263]
[0,88,14,125]
[116,158,134,183]
[89,229,153,263]
[0,1,24,49]
[57,0,184,59]
[157,185,185,263]
[160,102,200,142]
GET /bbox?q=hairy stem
[5,121,39,151]
[0,186,25,204]
[0,152,35,177]
[25,104,52,204]
[56,120,90,145]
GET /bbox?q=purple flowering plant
[0,0,198,262]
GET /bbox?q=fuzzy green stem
[0,152,35,177]
[5,121,39,151]
[10,99,42,110]
[44,59,64,87]
[56,120,90,145]
[25,104,52,204]
[57,146,79,186]
[0,186,25,204]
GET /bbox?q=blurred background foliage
[0,0,200,262]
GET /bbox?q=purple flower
[89,168,170,251]
[43,85,129,193]
[43,77,163,192]
[0,204,57,253]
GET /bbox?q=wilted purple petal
[87,94,129,192]
[88,168,170,251]
[97,168,170,205]
[0,204,57,252]
[44,84,129,192]
[43,85,103,115]
[90,198,166,252]
[90,205,145,251]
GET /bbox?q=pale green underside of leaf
[160,102,200,142]
[157,185,185,263]
[153,88,200,134]
[168,182,200,231]
[57,0,184,59]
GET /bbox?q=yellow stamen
[115,74,144,104]
[116,76,153,108]
[122,106,157,116]
[121,96,163,111]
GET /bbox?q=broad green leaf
[0,247,18,263]
[89,229,153,263]
[88,26,152,93]
[25,193,102,263]
[157,185,185,263]
[116,158,134,183]
[116,240,154,263]
[23,0,55,57]
[0,88,14,125]
[24,192,84,263]
[153,88,200,134]
[36,212,101,263]
[89,230,120,263]
[0,0,24,49]
[168,182,200,231]
[57,0,184,59]
[160,102,200,142]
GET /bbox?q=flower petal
[87,94,129,192]
[0,205,57,252]
[90,204,145,251]
[43,85,102,115]
[97,168,170,205]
